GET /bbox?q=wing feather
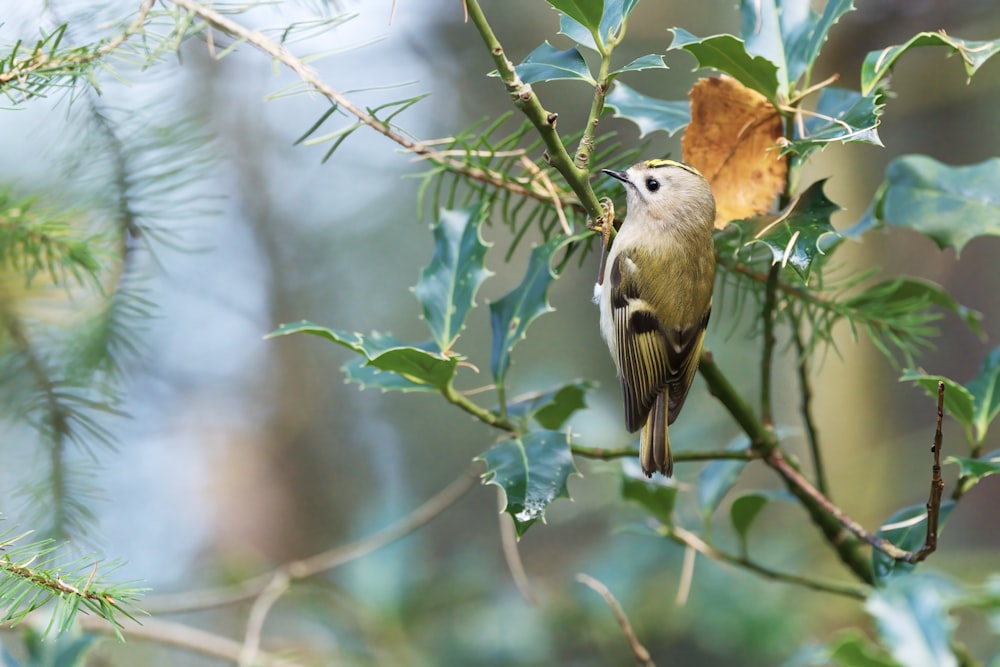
[609,252,710,431]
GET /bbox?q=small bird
[597,159,716,477]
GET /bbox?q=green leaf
[513,41,595,84]
[863,155,1000,254]
[899,371,973,429]
[697,436,751,521]
[861,31,1000,96]
[669,29,780,102]
[865,574,959,667]
[558,0,639,50]
[505,380,594,430]
[489,234,585,385]
[827,629,900,667]
[900,345,1000,443]
[604,81,690,138]
[414,205,493,353]
[968,346,1000,442]
[267,322,459,392]
[478,430,578,537]
[872,501,956,584]
[547,0,604,35]
[621,460,677,525]
[743,180,842,280]
[610,54,668,78]
[784,87,884,157]
[22,628,96,667]
[946,450,1000,485]
[740,0,855,95]
[872,278,983,338]
[730,490,792,555]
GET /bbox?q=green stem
[442,384,518,433]
[571,445,758,462]
[661,524,868,600]
[465,0,604,221]
[573,25,621,171]
[792,316,829,498]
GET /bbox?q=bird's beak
[602,168,630,184]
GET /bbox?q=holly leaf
[505,380,594,429]
[730,490,792,555]
[784,87,884,157]
[946,451,1000,486]
[865,574,959,667]
[740,0,855,95]
[513,41,595,84]
[743,180,842,280]
[669,29,780,102]
[610,54,668,78]
[622,460,677,526]
[558,0,640,51]
[267,322,458,392]
[696,436,751,522]
[966,346,1000,442]
[826,629,900,667]
[414,205,492,353]
[901,345,1000,444]
[478,430,578,537]
[604,81,690,138]
[489,234,585,386]
[871,502,956,584]
[861,155,1000,255]
[861,31,1000,96]
[547,0,604,35]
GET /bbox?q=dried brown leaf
[682,76,788,228]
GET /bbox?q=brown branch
[912,380,946,562]
[576,573,656,667]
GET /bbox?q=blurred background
[1,0,999,664]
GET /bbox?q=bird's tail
[640,393,672,478]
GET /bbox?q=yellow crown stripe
[642,159,703,177]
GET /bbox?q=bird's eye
[645,178,660,192]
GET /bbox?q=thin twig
[61,615,304,667]
[0,0,155,87]
[792,316,828,497]
[760,264,780,428]
[913,381,946,562]
[571,444,759,462]
[576,573,656,667]
[660,525,867,600]
[238,571,290,667]
[498,490,537,604]
[145,465,479,614]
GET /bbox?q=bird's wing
[609,251,711,431]
[609,251,673,432]
[665,307,710,424]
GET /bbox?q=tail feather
[640,393,672,478]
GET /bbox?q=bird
[597,159,717,477]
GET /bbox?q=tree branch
[571,444,758,462]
